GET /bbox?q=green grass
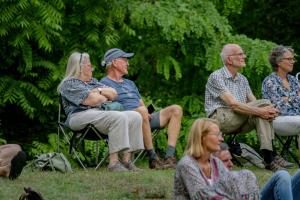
[0,164,299,200]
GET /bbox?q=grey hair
[105,62,112,67]
[269,45,294,71]
[219,142,229,151]
[57,52,90,92]
[220,44,240,65]
[214,142,229,158]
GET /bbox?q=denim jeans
[291,170,300,200]
[260,170,300,200]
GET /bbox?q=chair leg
[71,148,87,170]
[276,135,300,167]
[95,150,109,170]
[133,129,161,164]
[132,150,145,164]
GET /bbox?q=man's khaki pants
[211,99,274,151]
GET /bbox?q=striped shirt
[205,66,253,117]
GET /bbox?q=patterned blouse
[174,155,259,200]
[262,72,300,116]
[59,78,107,116]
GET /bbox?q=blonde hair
[57,52,90,92]
[185,118,220,158]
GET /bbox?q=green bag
[33,152,73,173]
[100,101,124,111]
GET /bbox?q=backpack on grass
[230,142,265,169]
[33,152,72,173]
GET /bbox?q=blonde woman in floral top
[262,45,300,147]
[174,118,259,200]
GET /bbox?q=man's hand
[257,105,278,120]
[147,113,152,120]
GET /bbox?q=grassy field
[0,163,299,200]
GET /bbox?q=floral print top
[262,72,300,116]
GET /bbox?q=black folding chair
[57,97,109,170]
[275,133,300,167]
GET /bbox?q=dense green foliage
[227,0,300,74]
[2,0,296,160]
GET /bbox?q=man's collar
[222,66,241,81]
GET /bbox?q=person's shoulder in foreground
[0,144,26,180]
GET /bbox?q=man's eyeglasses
[281,57,297,62]
[207,131,223,137]
[229,53,246,57]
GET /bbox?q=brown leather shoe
[265,160,287,172]
[149,157,174,169]
[274,155,294,168]
[163,156,177,168]
[149,158,164,169]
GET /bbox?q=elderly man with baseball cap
[100,48,182,169]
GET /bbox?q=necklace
[201,163,211,178]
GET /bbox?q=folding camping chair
[275,132,300,167]
[57,97,109,170]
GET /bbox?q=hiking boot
[274,155,294,168]
[163,156,177,169]
[265,160,286,172]
[122,161,142,172]
[9,151,26,180]
[149,158,165,169]
[149,157,173,169]
[107,161,129,172]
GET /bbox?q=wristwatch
[97,87,102,95]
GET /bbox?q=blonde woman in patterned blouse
[174,118,259,199]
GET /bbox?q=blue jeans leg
[291,169,300,200]
[260,170,292,200]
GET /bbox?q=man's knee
[247,99,272,107]
[126,111,142,124]
[108,111,128,125]
[163,104,183,118]
[170,105,183,117]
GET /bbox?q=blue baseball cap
[101,48,134,66]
